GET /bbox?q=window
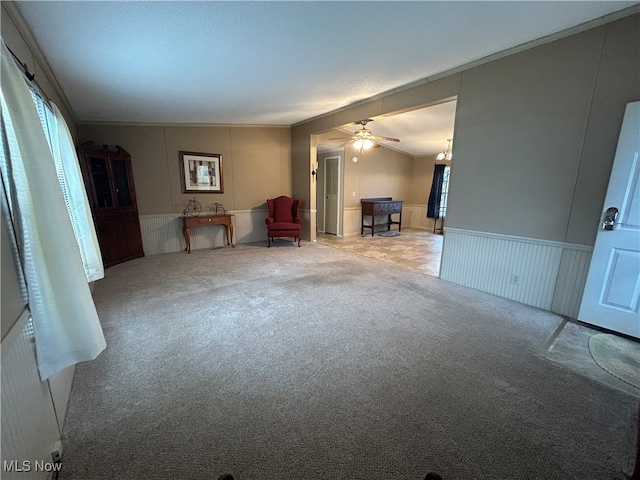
[29,90,104,282]
[439,166,451,217]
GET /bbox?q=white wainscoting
[343,207,362,237]
[1,311,61,480]
[139,210,269,256]
[342,204,436,237]
[440,228,593,318]
[403,204,437,232]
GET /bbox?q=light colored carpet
[589,333,640,389]
[59,242,637,480]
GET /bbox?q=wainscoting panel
[343,207,362,237]
[138,214,183,256]
[1,311,60,480]
[227,209,268,244]
[403,204,437,232]
[551,247,593,318]
[342,205,436,237]
[139,210,269,256]
[440,228,592,317]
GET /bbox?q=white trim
[444,227,593,252]
[2,2,76,123]
[293,5,640,129]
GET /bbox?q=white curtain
[0,40,106,380]
[52,104,104,281]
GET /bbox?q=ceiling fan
[330,119,400,153]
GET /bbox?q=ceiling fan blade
[329,137,352,140]
[373,135,400,142]
[339,140,355,147]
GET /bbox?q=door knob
[602,207,618,230]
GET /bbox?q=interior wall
[449,15,639,245]
[409,154,454,205]
[315,130,414,236]
[76,125,292,216]
[293,13,640,247]
[407,154,452,231]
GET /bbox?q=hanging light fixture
[353,138,374,153]
[436,138,453,161]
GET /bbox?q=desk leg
[183,227,191,254]
[399,211,402,232]
[225,223,235,247]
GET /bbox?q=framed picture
[179,151,224,193]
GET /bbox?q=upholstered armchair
[265,196,302,247]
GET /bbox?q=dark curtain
[427,164,446,219]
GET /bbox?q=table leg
[183,227,191,254]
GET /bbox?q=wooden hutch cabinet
[77,142,144,268]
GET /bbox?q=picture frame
[179,151,224,193]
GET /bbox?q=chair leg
[297,237,301,247]
[267,236,271,247]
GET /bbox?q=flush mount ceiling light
[436,138,453,161]
[330,119,400,154]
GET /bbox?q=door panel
[325,156,339,235]
[578,101,640,338]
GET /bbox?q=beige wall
[449,15,639,244]
[293,13,640,246]
[409,154,452,206]
[76,125,292,216]
[315,130,415,236]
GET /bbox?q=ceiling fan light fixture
[437,138,453,161]
[353,138,374,153]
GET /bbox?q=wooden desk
[182,214,234,253]
[361,198,403,236]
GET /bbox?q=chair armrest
[265,217,274,225]
[294,217,302,224]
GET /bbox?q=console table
[182,214,235,253]
[361,198,403,236]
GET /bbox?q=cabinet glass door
[89,156,113,208]
[111,159,132,207]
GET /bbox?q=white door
[324,156,339,235]
[578,101,640,339]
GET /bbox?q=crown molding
[2,1,77,124]
[293,5,640,129]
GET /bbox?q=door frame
[323,155,342,236]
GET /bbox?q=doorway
[316,147,344,236]
[324,156,340,235]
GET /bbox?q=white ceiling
[331,100,457,157]
[14,1,637,156]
